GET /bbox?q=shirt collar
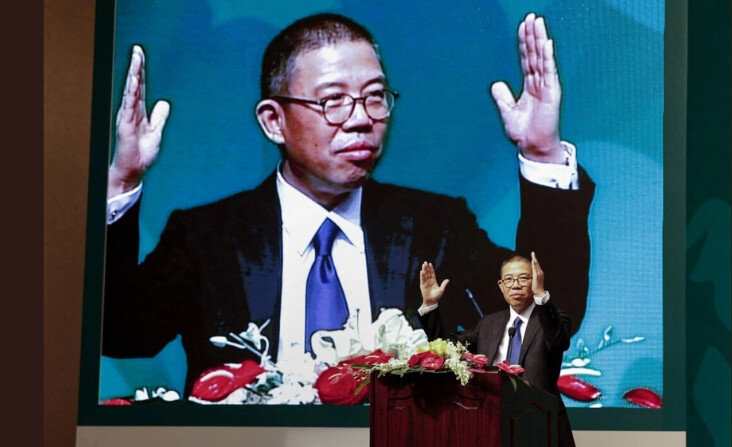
[509,302,536,326]
[276,167,364,255]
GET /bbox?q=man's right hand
[419,262,450,307]
[108,45,170,198]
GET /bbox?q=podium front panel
[369,371,503,447]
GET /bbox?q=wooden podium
[369,369,558,447]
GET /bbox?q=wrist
[533,290,550,305]
[108,165,143,197]
[519,138,565,164]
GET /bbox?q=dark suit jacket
[102,170,594,396]
[419,302,576,446]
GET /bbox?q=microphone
[465,289,484,318]
[506,327,516,363]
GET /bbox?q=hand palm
[420,262,449,306]
[499,80,560,151]
[491,14,563,163]
[111,45,170,186]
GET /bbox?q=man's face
[498,260,533,313]
[278,40,388,204]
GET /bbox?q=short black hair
[499,253,531,277]
[260,13,381,99]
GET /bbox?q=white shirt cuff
[107,182,143,224]
[518,141,579,190]
[417,303,439,316]
[533,291,550,305]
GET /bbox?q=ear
[256,99,286,145]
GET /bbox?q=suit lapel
[485,311,509,362]
[361,181,414,317]
[228,174,283,357]
[519,310,541,364]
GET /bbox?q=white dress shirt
[275,170,372,363]
[495,303,536,365]
[105,147,577,364]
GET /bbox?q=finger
[439,279,450,292]
[421,262,435,283]
[136,45,147,108]
[125,46,143,96]
[149,100,171,133]
[533,17,548,80]
[135,46,150,121]
[534,16,549,43]
[541,39,559,89]
[517,20,530,76]
[532,254,544,280]
[490,82,516,116]
[117,75,141,129]
[523,14,539,78]
[119,50,143,117]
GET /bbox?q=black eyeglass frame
[499,276,533,287]
[271,90,399,125]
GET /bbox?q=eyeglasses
[272,90,399,125]
[499,276,532,287]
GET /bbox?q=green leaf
[353,377,371,395]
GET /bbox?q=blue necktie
[304,218,349,353]
[508,317,523,365]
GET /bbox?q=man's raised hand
[490,13,564,164]
[530,251,546,297]
[108,45,170,197]
[420,262,450,307]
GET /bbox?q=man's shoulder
[170,175,276,223]
[482,308,510,320]
[362,180,480,230]
[364,180,469,208]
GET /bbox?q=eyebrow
[313,75,386,93]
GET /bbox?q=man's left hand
[419,262,450,307]
[491,13,564,164]
[530,251,547,297]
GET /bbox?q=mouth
[336,141,379,162]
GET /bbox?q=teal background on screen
[99,0,665,411]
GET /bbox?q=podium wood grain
[369,370,557,447]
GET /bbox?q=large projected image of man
[102,12,594,402]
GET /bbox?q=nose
[341,99,372,130]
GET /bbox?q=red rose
[407,351,431,367]
[622,388,662,409]
[314,365,368,405]
[100,398,133,406]
[342,349,393,365]
[191,369,238,401]
[496,360,525,375]
[557,375,602,402]
[191,360,265,402]
[419,353,445,370]
[227,360,265,388]
[462,352,490,368]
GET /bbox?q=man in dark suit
[418,252,576,446]
[102,12,593,399]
